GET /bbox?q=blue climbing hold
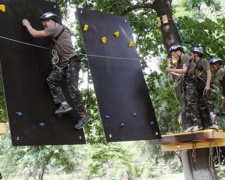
[150,121,154,126]
[132,113,137,117]
[39,122,45,128]
[16,112,23,117]
[120,122,125,127]
[105,115,110,119]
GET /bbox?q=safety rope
[0,35,50,50]
[171,18,192,47]
[167,74,182,104]
[0,35,139,61]
[209,141,215,172]
[214,147,221,168]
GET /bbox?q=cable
[0,35,139,61]
[0,35,50,50]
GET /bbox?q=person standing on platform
[191,46,219,130]
[210,57,225,112]
[165,45,197,132]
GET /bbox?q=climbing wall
[76,8,161,142]
[0,0,86,145]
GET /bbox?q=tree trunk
[152,0,181,54]
[189,149,218,180]
[39,168,45,180]
[182,149,219,180]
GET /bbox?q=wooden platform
[149,129,225,151]
[0,121,7,135]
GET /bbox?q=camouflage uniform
[47,57,86,116]
[186,58,215,128]
[47,57,86,115]
[175,54,197,129]
[180,56,203,128]
[45,24,86,116]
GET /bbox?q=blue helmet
[209,57,223,65]
[169,45,184,54]
[40,12,59,23]
[191,46,204,56]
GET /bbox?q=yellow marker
[83,24,89,31]
[128,41,134,47]
[162,15,168,24]
[0,4,6,13]
[114,31,120,37]
[101,37,107,43]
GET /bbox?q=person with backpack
[166,45,197,132]
[191,46,219,130]
[22,12,91,129]
[209,57,225,112]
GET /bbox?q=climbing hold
[132,113,137,117]
[114,31,120,37]
[105,115,110,119]
[120,122,125,127]
[83,24,89,31]
[0,5,5,13]
[101,37,107,43]
[128,41,134,47]
[16,112,23,117]
[109,134,112,138]
[150,121,154,126]
[39,122,45,128]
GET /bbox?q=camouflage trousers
[184,79,215,128]
[184,80,202,127]
[46,59,86,116]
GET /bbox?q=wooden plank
[149,129,225,151]
[161,139,225,151]
[149,129,224,145]
[0,122,7,135]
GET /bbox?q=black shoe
[55,104,72,115]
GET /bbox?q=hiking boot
[75,115,91,129]
[210,124,220,131]
[55,104,72,115]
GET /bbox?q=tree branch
[213,35,225,42]
[122,3,155,15]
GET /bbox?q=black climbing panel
[76,8,161,142]
[0,0,86,146]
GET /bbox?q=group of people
[166,45,225,132]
